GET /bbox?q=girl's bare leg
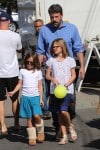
[60,111,77,141]
[58,113,68,145]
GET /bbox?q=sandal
[69,124,77,142]
[59,135,68,145]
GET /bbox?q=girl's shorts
[49,93,72,113]
[20,95,42,118]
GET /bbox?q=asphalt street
[0,85,100,150]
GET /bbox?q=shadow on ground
[86,118,100,129]
[81,86,100,96]
[44,126,55,142]
[0,125,55,143]
[84,139,100,150]
[0,126,27,143]
[84,118,100,149]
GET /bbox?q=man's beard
[53,22,60,28]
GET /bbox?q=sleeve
[36,28,45,55]
[38,70,43,80]
[70,58,76,68]
[72,25,84,53]
[18,69,23,80]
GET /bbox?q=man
[22,19,44,58]
[28,19,44,53]
[36,4,85,138]
[34,19,44,36]
[0,11,22,134]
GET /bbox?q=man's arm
[36,28,46,65]
[72,25,85,80]
[76,52,85,80]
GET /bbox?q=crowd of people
[0,4,85,146]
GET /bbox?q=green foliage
[0,0,18,13]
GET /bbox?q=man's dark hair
[48,4,63,15]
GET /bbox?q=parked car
[9,11,19,32]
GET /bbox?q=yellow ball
[54,85,67,99]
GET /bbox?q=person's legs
[31,96,45,142]
[60,95,77,142]
[12,99,20,129]
[58,110,77,144]
[51,92,76,137]
[61,111,72,126]
[52,112,59,132]
[68,92,76,120]
[49,94,60,140]
[27,116,45,145]
[42,78,49,113]
[58,112,69,145]
[6,77,20,129]
[42,74,51,119]
[0,101,8,134]
[0,78,8,134]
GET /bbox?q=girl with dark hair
[8,52,45,146]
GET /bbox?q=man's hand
[79,67,85,80]
[38,54,46,65]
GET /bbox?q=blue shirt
[36,21,84,59]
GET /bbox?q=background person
[36,4,85,139]
[22,19,44,58]
[0,11,22,134]
[29,19,44,53]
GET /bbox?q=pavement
[0,84,100,150]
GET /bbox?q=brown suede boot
[37,132,45,143]
[36,119,45,143]
[28,139,36,146]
